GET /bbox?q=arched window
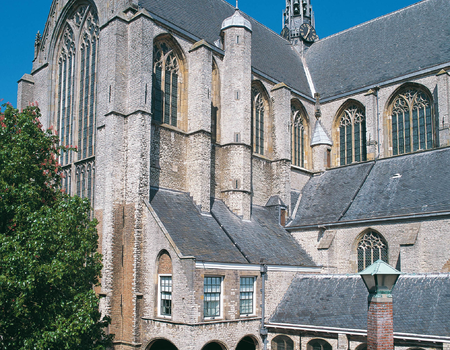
[390,87,435,155]
[291,102,309,168]
[152,41,180,127]
[307,339,332,350]
[55,4,98,206]
[272,335,294,350]
[357,231,388,272]
[157,251,173,318]
[338,102,366,166]
[252,87,266,155]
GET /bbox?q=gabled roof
[270,274,450,338]
[306,0,450,99]
[140,0,311,97]
[289,147,450,227]
[149,187,316,266]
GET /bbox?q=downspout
[260,262,268,350]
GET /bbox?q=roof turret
[221,9,252,31]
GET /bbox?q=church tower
[282,0,318,53]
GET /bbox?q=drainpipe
[260,262,268,350]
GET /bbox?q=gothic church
[17,0,450,349]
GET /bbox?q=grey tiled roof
[270,274,450,338]
[140,0,311,96]
[149,188,316,266]
[289,147,450,227]
[305,0,450,99]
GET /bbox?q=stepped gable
[306,0,450,99]
[289,148,450,227]
[270,274,450,337]
[140,0,311,96]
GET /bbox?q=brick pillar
[367,296,394,350]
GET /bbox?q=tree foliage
[0,104,113,349]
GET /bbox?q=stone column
[186,40,213,212]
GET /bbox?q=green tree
[0,103,113,349]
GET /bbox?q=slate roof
[149,187,316,266]
[140,0,311,97]
[289,147,450,227]
[306,0,450,99]
[270,274,450,338]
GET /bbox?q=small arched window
[291,102,308,168]
[272,335,294,350]
[152,41,180,127]
[307,339,332,350]
[357,231,388,272]
[390,88,435,155]
[157,251,173,318]
[338,103,366,166]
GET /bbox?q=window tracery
[338,103,366,166]
[152,41,180,126]
[252,88,265,155]
[357,231,388,272]
[391,88,434,155]
[55,4,98,206]
[291,104,307,167]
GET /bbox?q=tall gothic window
[252,88,265,155]
[357,231,388,272]
[55,5,98,207]
[152,41,180,127]
[390,88,435,155]
[291,103,308,168]
[338,103,366,166]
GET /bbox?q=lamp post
[359,260,402,350]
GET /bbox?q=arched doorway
[202,342,225,350]
[148,339,178,350]
[236,336,257,350]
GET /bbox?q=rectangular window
[240,277,255,316]
[159,275,172,317]
[204,277,222,318]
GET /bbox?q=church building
[17,0,450,349]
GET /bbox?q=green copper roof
[358,259,402,276]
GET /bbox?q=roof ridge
[315,0,429,44]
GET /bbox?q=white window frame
[239,276,256,317]
[203,276,223,320]
[157,274,172,319]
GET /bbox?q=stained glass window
[252,89,265,155]
[55,5,98,208]
[292,105,307,167]
[391,88,435,155]
[152,42,179,127]
[339,103,366,166]
[357,231,388,272]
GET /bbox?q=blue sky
[1,0,418,108]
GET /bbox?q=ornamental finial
[236,0,239,9]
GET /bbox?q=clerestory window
[390,88,435,155]
[291,103,308,168]
[252,88,265,155]
[152,41,180,127]
[338,103,366,166]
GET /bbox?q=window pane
[204,277,221,317]
[160,276,172,316]
[240,277,254,315]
